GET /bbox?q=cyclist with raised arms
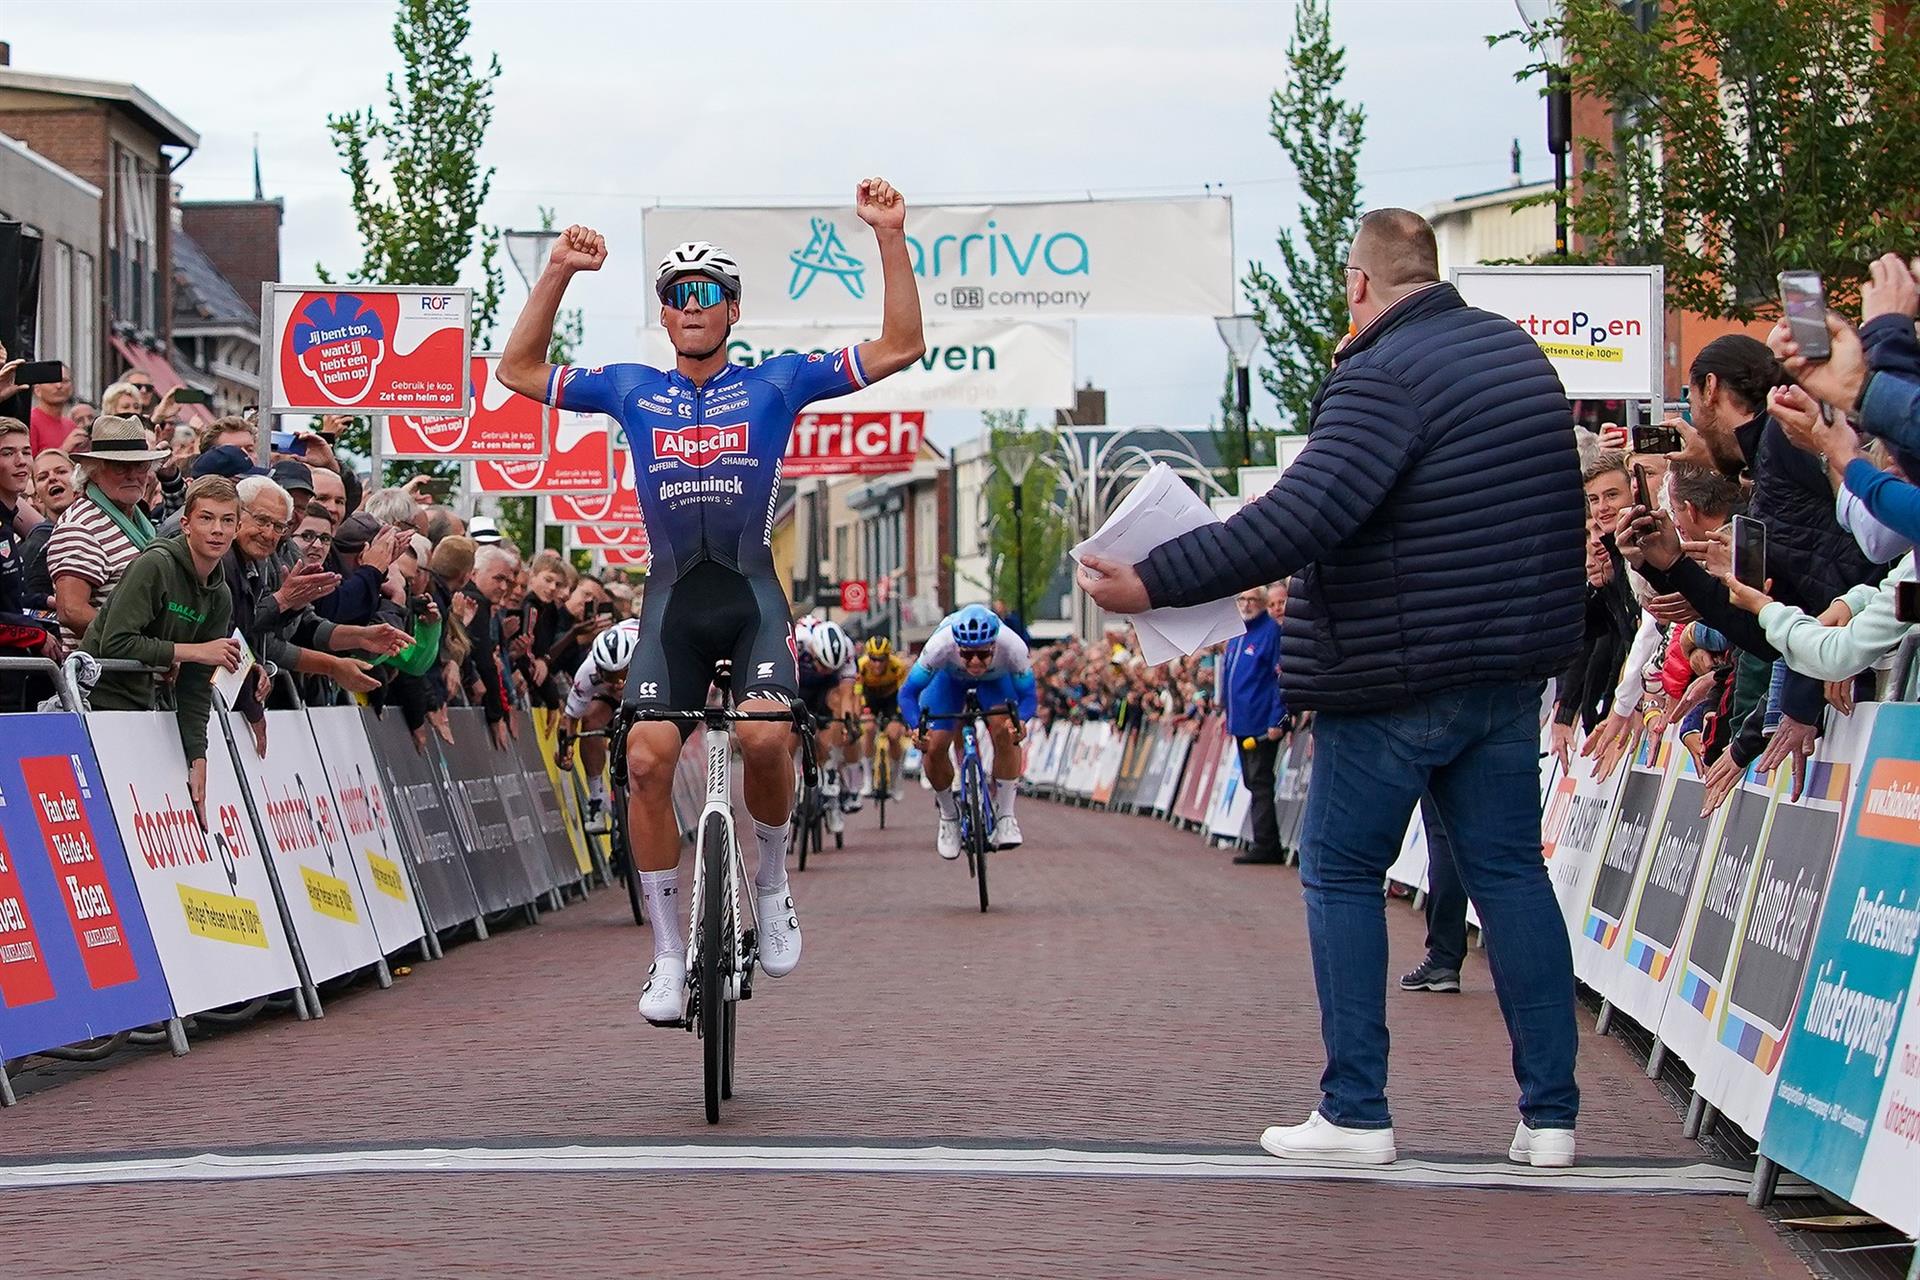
[857,634,911,794]
[499,179,924,1026]
[552,619,641,833]
[899,604,1037,860]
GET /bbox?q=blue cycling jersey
[545,348,868,583]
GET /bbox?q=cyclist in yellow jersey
[856,636,910,795]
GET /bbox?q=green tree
[982,411,1072,624]
[1501,0,1920,318]
[322,0,505,493]
[1242,0,1366,432]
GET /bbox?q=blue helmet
[950,604,1001,648]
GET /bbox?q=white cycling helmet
[654,241,742,300]
[591,621,640,674]
[808,621,853,672]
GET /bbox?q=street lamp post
[1515,0,1572,258]
[998,435,1047,636]
[1215,315,1261,469]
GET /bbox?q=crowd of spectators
[0,356,644,816]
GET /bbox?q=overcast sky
[7,0,1545,443]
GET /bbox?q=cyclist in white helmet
[499,180,924,1026]
[795,617,859,834]
[553,618,641,833]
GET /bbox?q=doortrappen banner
[0,714,174,1059]
[361,708,482,932]
[84,711,299,1017]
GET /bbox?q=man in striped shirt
[47,415,168,648]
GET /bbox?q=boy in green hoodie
[83,474,243,818]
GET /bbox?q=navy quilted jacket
[1137,283,1586,713]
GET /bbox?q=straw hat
[69,415,169,463]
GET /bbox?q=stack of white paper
[1070,463,1246,665]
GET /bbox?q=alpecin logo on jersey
[652,425,746,469]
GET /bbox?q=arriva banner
[382,354,551,459]
[642,198,1233,323]
[267,285,472,415]
[1451,266,1663,402]
[472,411,613,495]
[638,320,1075,410]
[85,711,299,1017]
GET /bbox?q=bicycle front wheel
[699,811,728,1125]
[964,761,990,912]
[612,786,645,928]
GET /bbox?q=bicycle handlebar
[918,701,1021,726]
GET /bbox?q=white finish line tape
[0,1142,1793,1195]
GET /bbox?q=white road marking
[0,1142,1796,1195]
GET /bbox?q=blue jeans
[1299,681,1578,1131]
[1418,793,1469,971]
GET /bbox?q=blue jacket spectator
[1222,604,1285,739]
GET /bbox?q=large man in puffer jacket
[1079,208,1587,1170]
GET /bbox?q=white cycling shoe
[637,954,688,1026]
[936,815,962,860]
[584,798,610,835]
[757,888,802,977]
[995,815,1024,849]
[826,804,845,836]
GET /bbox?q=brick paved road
[0,786,1812,1278]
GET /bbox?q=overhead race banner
[361,708,482,932]
[642,197,1233,323]
[382,354,552,459]
[304,708,428,955]
[638,320,1075,410]
[85,712,300,1017]
[787,411,925,478]
[268,285,472,415]
[472,411,613,495]
[232,712,385,981]
[1451,266,1663,402]
[0,715,174,1060]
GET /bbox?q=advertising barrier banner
[435,708,542,911]
[1541,743,1631,936]
[0,715,174,1059]
[85,712,300,1017]
[499,712,581,893]
[531,710,597,877]
[361,708,482,931]
[303,708,428,954]
[1575,733,1683,994]
[268,285,472,415]
[233,712,385,980]
[641,320,1075,411]
[643,198,1234,324]
[472,412,613,496]
[1450,266,1663,401]
[1761,704,1913,1232]
[382,354,552,459]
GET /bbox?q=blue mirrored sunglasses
[663,278,729,310]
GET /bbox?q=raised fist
[855,178,906,232]
[551,225,608,274]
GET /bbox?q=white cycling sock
[995,778,1019,816]
[933,786,959,821]
[587,775,606,804]
[752,818,790,893]
[639,870,682,959]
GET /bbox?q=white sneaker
[757,888,802,977]
[584,798,610,835]
[637,955,687,1025]
[1258,1112,1397,1165]
[995,815,1023,849]
[936,815,962,860]
[826,804,845,836]
[822,772,841,800]
[1508,1122,1575,1168]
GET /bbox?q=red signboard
[472,412,613,495]
[269,286,471,414]
[840,580,870,613]
[0,822,54,1008]
[384,355,551,459]
[600,546,652,569]
[549,449,642,523]
[19,755,139,990]
[785,412,925,478]
[569,523,650,551]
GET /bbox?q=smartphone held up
[1779,270,1831,362]
[1732,514,1767,592]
